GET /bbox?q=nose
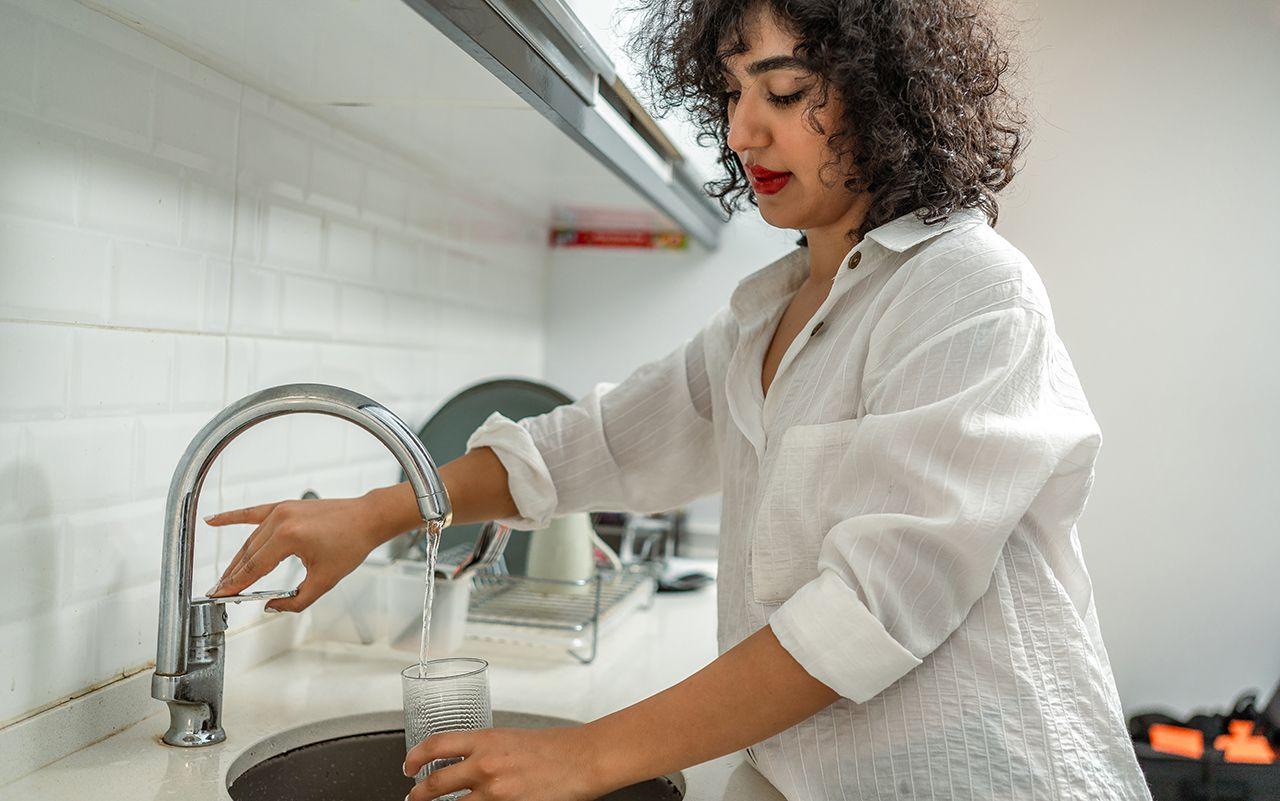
[726,91,769,158]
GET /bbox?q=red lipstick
[747,165,791,195]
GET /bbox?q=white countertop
[0,584,784,801]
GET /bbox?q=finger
[211,526,261,593]
[405,731,477,777]
[216,530,289,596]
[203,502,280,528]
[265,568,334,613]
[407,757,478,801]
[212,518,276,594]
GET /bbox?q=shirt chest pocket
[751,418,862,605]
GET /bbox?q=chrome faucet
[151,383,452,747]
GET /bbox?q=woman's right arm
[206,446,514,611]
[209,311,728,611]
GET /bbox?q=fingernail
[264,607,281,614]
[402,762,409,776]
[202,514,215,523]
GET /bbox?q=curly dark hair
[628,0,1026,241]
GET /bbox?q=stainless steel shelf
[400,0,726,248]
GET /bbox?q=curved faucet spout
[152,383,451,746]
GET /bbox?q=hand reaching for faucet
[204,447,518,611]
[205,494,390,612]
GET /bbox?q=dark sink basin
[226,710,684,801]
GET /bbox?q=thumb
[266,569,337,613]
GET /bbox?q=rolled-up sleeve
[769,304,1102,702]
[466,321,722,531]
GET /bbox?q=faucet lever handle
[190,588,298,606]
[185,589,298,638]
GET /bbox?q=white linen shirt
[466,207,1153,800]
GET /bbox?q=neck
[801,194,873,283]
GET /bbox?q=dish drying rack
[436,542,657,664]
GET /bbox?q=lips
[747,165,791,195]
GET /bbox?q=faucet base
[160,700,227,748]
[162,726,227,748]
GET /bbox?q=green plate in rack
[395,377,573,575]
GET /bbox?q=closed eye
[768,89,807,107]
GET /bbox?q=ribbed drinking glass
[401,658,492,797]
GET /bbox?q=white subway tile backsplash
[173,334,225,409]
[367,347,434,403]
[0,218,110,324]
[0,3,39,113]
[0,424,23,523]
[91,581,160,681]
[338,284,386,342]
[134,413,211,496]
[296,463,368,504]
[72,328,172,416]
[287,414,349,470]
[0,600,98,725]
[21,417,134,517]
[346,424,400,466]
[232,190,261,262]
[217,414,290,483]
[63,498,163,604]
[253,338,319,388]
[203,258,232,333]
[315,343,371,389]
[407,187,451,238]
[325,219,375,281]
[153,71,238,175]
[181,179,235,255]
[262,202,322,272]
[309,144,363,217]
[280,274,337,338]
[0,323,71,419]
[237,112,307,201]
[363,167,406,227]
[373,231,418,287]
[0,113,79,224]
[228,265,280,334]
[387,293,435,347]
[442,249,479,301]
[109,240,207,330]
[223,337,254,402]
[37,25,153,151]
[1,0,551,730]
[0,516,62,627]
[83,150,182,245]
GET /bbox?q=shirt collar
[863,206,988,252]
[728,207,989,324]
[729,247,809,324]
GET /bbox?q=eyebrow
[746,55,807,76]
[721,53,810,81]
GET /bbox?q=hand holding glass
[402,658,493,798]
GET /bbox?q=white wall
[0,0,548,727]
[998,0,1280,716]
[551,0,1280,716]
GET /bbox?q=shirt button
[810,321,824,337]
[848,251,862,269]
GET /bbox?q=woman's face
[721,9,860,234]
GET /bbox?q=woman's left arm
[404,622,837,801]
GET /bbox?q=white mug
[524,513,596,594]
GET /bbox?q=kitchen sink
[226,710,684,800]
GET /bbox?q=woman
[207,1,1153,799]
